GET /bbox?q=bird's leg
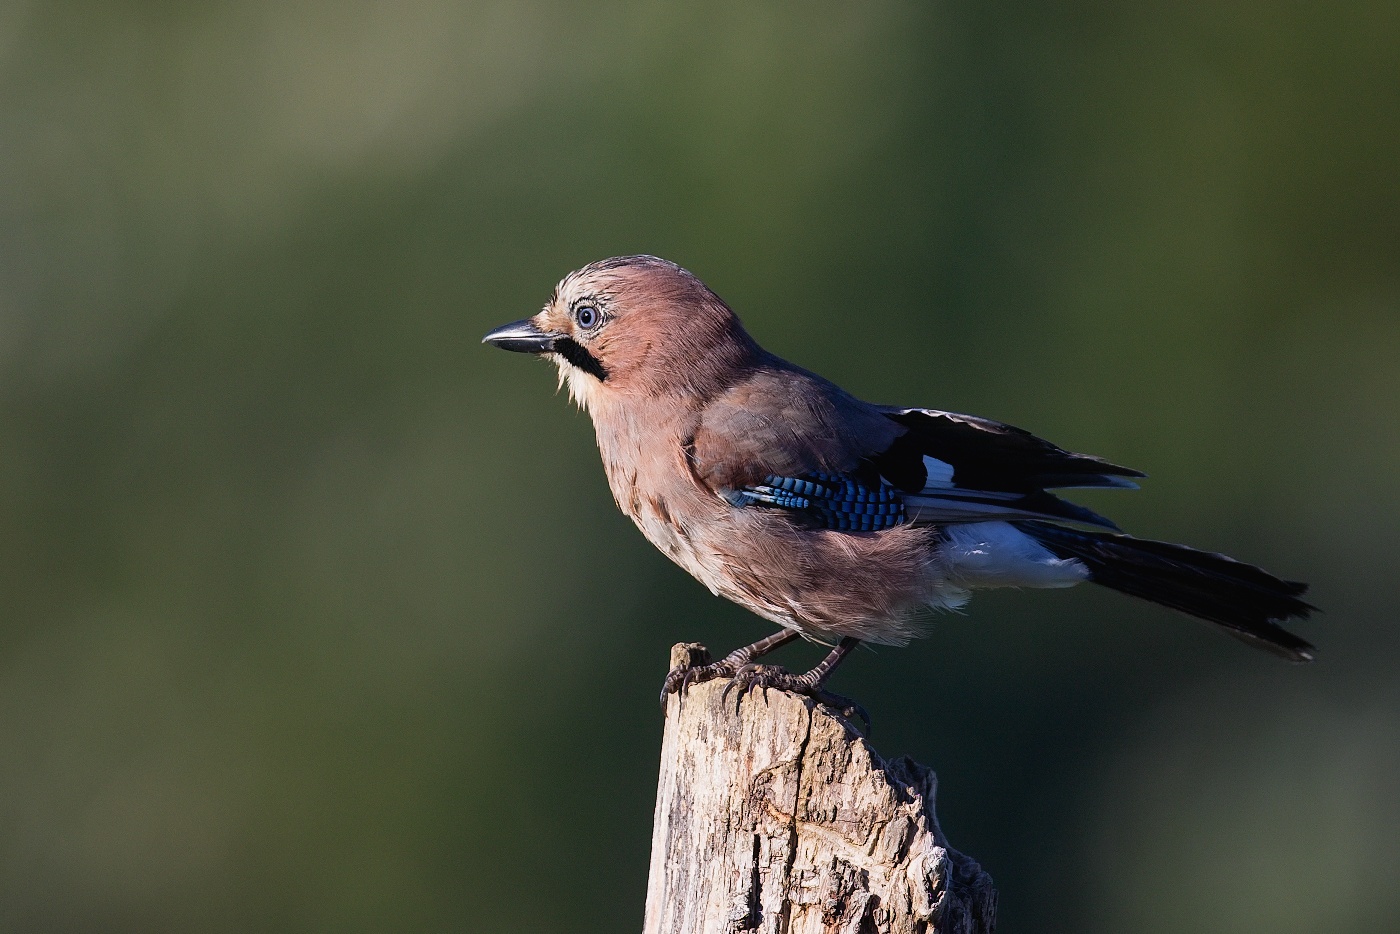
[725,637,870,734]
[661,628,800,702]
[729,636,859,693]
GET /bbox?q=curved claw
[731,663,804,695]
[813,689,872,737]
[721,663,777,710]
[718,666,871,736]
[660,659,736,705]
[664,654,872,737]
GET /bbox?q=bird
[483,255,1314,714]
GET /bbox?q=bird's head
[483,255,758,410]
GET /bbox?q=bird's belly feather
[622,481,965,645]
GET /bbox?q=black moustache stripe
[553,337,609,382]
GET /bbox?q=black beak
[482,319,561,354]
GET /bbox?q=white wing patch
[942,521,1089,590]
[922,455,956,488]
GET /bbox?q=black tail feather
[1015,521,1317,662]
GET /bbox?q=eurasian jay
[484,255,1314,708]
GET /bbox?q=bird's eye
[575,304,600,331]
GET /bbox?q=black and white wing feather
[859,407,1145,529]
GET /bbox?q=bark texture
[644,644,997,934]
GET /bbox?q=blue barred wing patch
[725,472,906,532]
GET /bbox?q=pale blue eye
[575,305,600,330]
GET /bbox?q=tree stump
[643,644,997,934]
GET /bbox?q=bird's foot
[660,659,740,700]
[660,642,736,704]
[722,664,871,736]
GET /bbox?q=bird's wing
[687,365,903,492]
[689,369,1141,531]
[721,471,908,532]
[871,407,1144,529]
[874,407,1144,491]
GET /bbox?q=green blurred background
[3,2,1398,931]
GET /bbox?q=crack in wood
[644,646,997,933]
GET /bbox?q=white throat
[552,355,602,411]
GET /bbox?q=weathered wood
[644,644,997,934]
